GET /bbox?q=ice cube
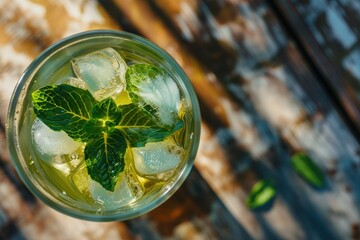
[65,77,88,90]
[31,118,83,175]
[89,168,143,209]
[48,155,71,176]
[65,145,85,170]
[137,73,180,126]
[132,138,185,180]
[32,118,82,156]
[93,78,125,101]
[72,164,90,197]
[71,48,127,100]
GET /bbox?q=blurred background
[0,0,360,239]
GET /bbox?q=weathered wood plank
[112,0,360,239]
[125,167,252,239]
[197,123,306,239]
[109,0,303,239]
[2,0,360,239]
[271,0,360,132]
[0,1,248,239]
[161,0,360,238]
[103,0,260,133]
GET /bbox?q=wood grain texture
[1,0,360,239]
[271,0,360,132]
[112,0,360,239]
[0,1,249,239]
[125,168,252,239]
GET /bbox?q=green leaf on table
[246,180,277,210]
[84,130,126,191]
[291,153,325,188]
[32,84,96,142]
[126,64,180,127]
[116,104,183,147]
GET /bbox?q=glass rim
[6,29,201,221]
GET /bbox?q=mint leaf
[82,119,105,136]
[246,180,277,210]
[291,153,325,188]
[84,130,126,191]
[32,84,96,142]
[83,98,122,135]
[90,97,122,127]
[116,104,183,147]
[126,64,180,127]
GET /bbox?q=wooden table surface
[1,0,360,239]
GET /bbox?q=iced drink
[6,31,200,221]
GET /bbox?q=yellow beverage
[7,30,200,221]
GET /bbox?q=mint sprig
[32,64,183,192]
[83,98,122,135]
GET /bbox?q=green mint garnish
[32,64,183,192]
[83,98,122,135]
[85,130,126,191]
[291,153,326,188]
[246,180,277,210]
[116,104,183,147]
[32,84,96,142]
